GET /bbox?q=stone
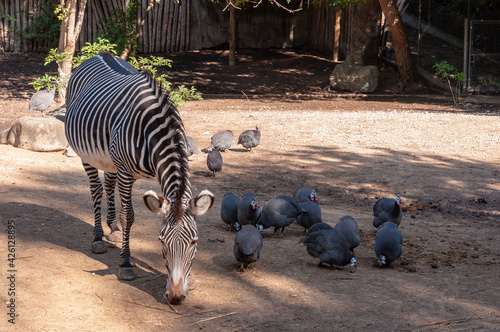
[0,116,68,152]
[344,51,365,66]
[330,63,379,93]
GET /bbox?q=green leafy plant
[29,74,59,92]
[22,1,60,50]
[34,38,201,107]
[98,2,139,56]
[433,60,466,106]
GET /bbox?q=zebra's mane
[142,69,191,220]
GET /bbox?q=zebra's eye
[190,239,198,245]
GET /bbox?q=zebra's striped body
[65,52,214,304]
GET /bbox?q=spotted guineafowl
[211,130,234,152]
[221,192,241,231]
[237,192,261,226]
[373,195,404,228]
[237,125,261,152]
[374,221,403,266]
[206,147,222,176]
[234,225,263,271]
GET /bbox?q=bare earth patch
[0,94,499,331]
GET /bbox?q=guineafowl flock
[188,129,405,272]
[185,126,261,177]
[218,186,405,271]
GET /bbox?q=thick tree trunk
[378,0,417,85]
[57,0,88,102]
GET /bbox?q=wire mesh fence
[465,20,500,92]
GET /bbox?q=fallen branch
[196,312,237,324]
[423,316,474,327]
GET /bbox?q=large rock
[0,116,68,152]
[330,57,379,93]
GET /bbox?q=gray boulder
[0,116,68,152]
[330,52,379,93]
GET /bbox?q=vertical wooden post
[229,3,236,67]
[333,8,342,62]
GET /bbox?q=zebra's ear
[189,190,215,216]
[143,190,171,216]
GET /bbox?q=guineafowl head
[395,195,404,205]
[378,255,387,266]
[309,191,319,202]
[251,199,260,210]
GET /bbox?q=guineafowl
[335,216,361,253]
[237,125,261,152]
[234,225,263,271]
[29,83,57,117]
[211,130,234,152]
[257,195,301,237]
[299,226,357,269]
[221,192,241,231]
[297,200,322,233]
[206,147,222,176]
[373,195,404,228]
[374,221,403,266]
[186,136,199,156]
[293,187,319,206]
[237,192,261,226]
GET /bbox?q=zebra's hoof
[108,230,122,243]
[118,267,136,281]
[92,241,108,254]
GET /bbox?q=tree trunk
[121,0,155,60]
[378,0,417,85]
[229,4,236,67]
[57,0,88,102]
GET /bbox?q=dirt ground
[1,50,500,331]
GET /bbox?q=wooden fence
[0,0,190,53]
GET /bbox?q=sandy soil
[1,92,499,331]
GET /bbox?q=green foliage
[35,39,201,107]
[0,11,17,21]
[433,60,466,105]
[308,0,366,8]
[98,2,139,56]
[29,74,59,92]
[22,1,60,50]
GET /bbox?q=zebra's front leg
[117,171,137,281]
[104,172,122,243]
[83,162,108,254]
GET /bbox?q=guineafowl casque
[374,221,403,267]
[186,136,199,156]
[234,224,263,271]
[373,195,404,228]
[237,192,261,226]
[211,130,234,152]
[29,82,58,117]
[293,187,319,206]
[297,199,322,233]
[257,195,301,237]
[335,216,361,254]
[299,226,357,269]
[206,147,222,176]
[221,192,241,231]
[237,125,261,152]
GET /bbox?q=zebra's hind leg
[104,172,122,243]
[116,170,137,281]
[83,162,108,254]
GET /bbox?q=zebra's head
[143,189,214,304]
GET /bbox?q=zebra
[65,51,214,305]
